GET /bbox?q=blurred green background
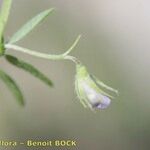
[0,0,150,149]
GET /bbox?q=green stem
[5,44,64,60]
[63,35,81,56]
[0,36,4,55]
[64,55,81,64]
[5,43,80,64]
[5,35,82,63]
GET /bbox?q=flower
[75,64,118,110]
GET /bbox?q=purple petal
[97,95,111,109]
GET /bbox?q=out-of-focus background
[0,0,150,149]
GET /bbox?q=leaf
[0,69,24,106]
[0,0,12,53]
[9,8,55,44]
[0,0,12,42]
[5,55,53,87]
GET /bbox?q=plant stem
[64,55,81,64]
[5,43,81,64]
[5,35,82,63]
[63,35,81,56]
[5,44,64,60]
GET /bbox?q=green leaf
[5,55,53,87]
[9,8,55,44]
[0,69,24,106]
[0,0,12,40]
[0,0,12,53]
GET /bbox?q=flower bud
[75,64,118,110]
